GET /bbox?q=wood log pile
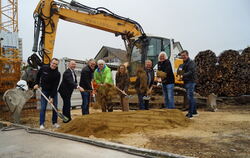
[217,50,245,96]
[240,47,250,94]
[195,50,219,96]
[195,47,250,97]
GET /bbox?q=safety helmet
[16,80,29,91]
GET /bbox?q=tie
[71,70,76,82]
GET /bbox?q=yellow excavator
[3,0,185,121]
[28,0,183,84]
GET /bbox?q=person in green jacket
[94,60,113,85]
[94,60,114,112]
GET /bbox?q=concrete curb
[0,122,194,158]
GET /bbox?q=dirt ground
[57,109,190,138]
[5,104,250,158]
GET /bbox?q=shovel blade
[58,113,69,122]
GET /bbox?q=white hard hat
[16,80,28,91]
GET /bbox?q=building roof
[94,46,127,62]
[173,41,183,52]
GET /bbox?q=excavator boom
[29,0,144,66]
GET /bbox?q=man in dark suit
[59,60,83,123]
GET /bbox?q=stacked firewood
[195,47,250,97]
[239,47,250,94]
[194,50,219,96]
[217,50,245,96]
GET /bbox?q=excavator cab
[129,36,172,80]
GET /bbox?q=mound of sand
[57,109,190,138]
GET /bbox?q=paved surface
[0,129,142,158]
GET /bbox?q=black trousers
[62,95,72,121]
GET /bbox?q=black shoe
[193,112,199,117]
[186,113,193,119]
[63,118,71,123]
[108,109,113,112]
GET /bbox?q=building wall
[0,31,21,60]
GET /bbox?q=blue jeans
[138,93,145,110]
[162,83,175,109]
[184,83,197,115]
[81,91,90,115]
[40,90,58,125]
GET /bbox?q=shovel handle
[37,88,69,122]
[115,86,128,96]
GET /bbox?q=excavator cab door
[129,38,147,79]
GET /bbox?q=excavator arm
[28,0,145,67]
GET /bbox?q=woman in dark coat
[115,64,130,111]
[157,51,175,109]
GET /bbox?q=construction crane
[0,0,18,32]
[0,0,21,117]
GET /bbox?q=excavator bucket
[3,89,34,123]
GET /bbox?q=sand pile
[57,109,190,138]
[95,84,119,110]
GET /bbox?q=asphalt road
[0,129,142,158]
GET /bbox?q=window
[163,39,171,59]
[130,41,143,76]
[146,38,161,66]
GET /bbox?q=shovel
[143,85,154,101]
[114,86,128,96]
[37,88,69,122]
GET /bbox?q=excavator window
[163,39,171,59]
[146,38,162,66]
[130,40,143,76]
[129,36,172,77]
[145,37,171,67]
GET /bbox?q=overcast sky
[19,0,250,61]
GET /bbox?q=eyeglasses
[51,62,58,65]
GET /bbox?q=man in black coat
[135,60,155,110]
[59,60,83,123]
[34,58,61,129]
[179,50,197,119]
[79,59,96,115]
[144,60,155,110]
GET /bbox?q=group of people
[134,50,197,119]
[33,50,197,130]
[33,58,128,129]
